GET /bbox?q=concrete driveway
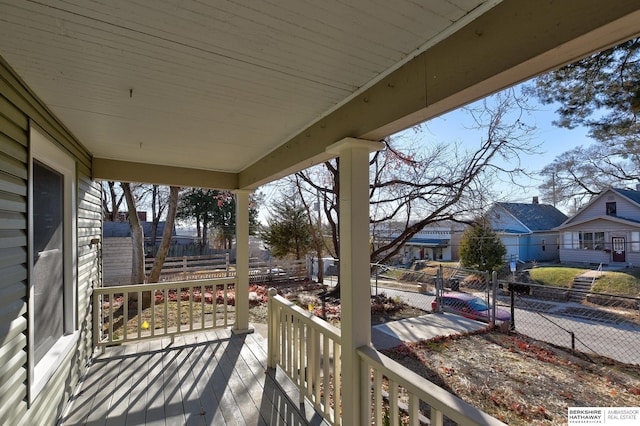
[372,312,486,350]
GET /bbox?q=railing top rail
[357,345,506,426]
[94,277,237,294]
[270,293,341,342]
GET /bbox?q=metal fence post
[509,285,515,331]
[491,271,497,329]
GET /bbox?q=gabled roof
[556,187,640,229]
[495,202,568,232]
[611,188,640,206]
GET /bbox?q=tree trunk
[148,186,180,283]
[122,183,145,285]
[150,185,159,254]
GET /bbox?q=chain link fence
[498,280,640,365]
[372,262,640,366]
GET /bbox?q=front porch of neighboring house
[61,277,505,425]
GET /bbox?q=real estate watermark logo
[568,407,639,425]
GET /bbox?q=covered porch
[60,329,325,426]
[1,1,639,425]
[62,279,503,425]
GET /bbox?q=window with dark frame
[33,160,65,364]
[606,202,617,216]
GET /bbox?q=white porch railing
[93,278,236,350]
[267,289,506,426]
[267,288,342,425]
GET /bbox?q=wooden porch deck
[60,329,328,426]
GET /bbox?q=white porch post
[327,138,384,425]
[233,189,253,334]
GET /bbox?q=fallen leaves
[382,330,640,425]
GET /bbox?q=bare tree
[102,181,125,221]
[121,182,145,284]
[292,89,539,275]
[147,186,180,282]
[149,185,170,253]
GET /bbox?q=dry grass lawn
[383,330,640,425]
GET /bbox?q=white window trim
[28,126,79,403]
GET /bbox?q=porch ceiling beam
[92,158,238,189]
[238,0,640,189]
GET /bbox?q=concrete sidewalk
[372,312,486,350]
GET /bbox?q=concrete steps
[570,275,595,302]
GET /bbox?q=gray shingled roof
[612,188,640,205]
[496,202,568,232]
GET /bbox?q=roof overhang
[555,215,640,231]
[2,0,639,189]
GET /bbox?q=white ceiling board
[0,0,489,172]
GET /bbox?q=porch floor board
[60,329,327,426]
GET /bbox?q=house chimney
[532,196,539,204]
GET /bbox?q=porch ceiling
[1,0,639,189]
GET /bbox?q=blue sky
[402,93,594,208]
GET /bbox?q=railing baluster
[313,327,321,403]
[177,286,182,333]
[201,285,206,329]
[137,290,142,339]
[299,321,306,404]
[108,293,114,344]
[408,393,419,425]
[389,379,399,426]
[189,285,194,331]
[333,339,341,424]
[323,333,330,418]
[163,288,168,335]
[430,407,444,426]
[360,361,371,425]
[223,283,228,327]
[373,370,383,425]
[293,316,300,385]
[151,289,156,337]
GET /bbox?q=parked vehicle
[440,292,511,323]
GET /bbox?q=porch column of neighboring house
[233,189,253,334]
[327,138,384,425]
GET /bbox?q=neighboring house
[374,221,464,264]
[487,198,568,263]
[391,221,464,263]
[556,188,640,266]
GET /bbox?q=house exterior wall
[500,235,520,262]
[559,218,640,266]
[0,58,101,425]
[488,206,528,233]
[527,232,561,262]
[575,191,639,221]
